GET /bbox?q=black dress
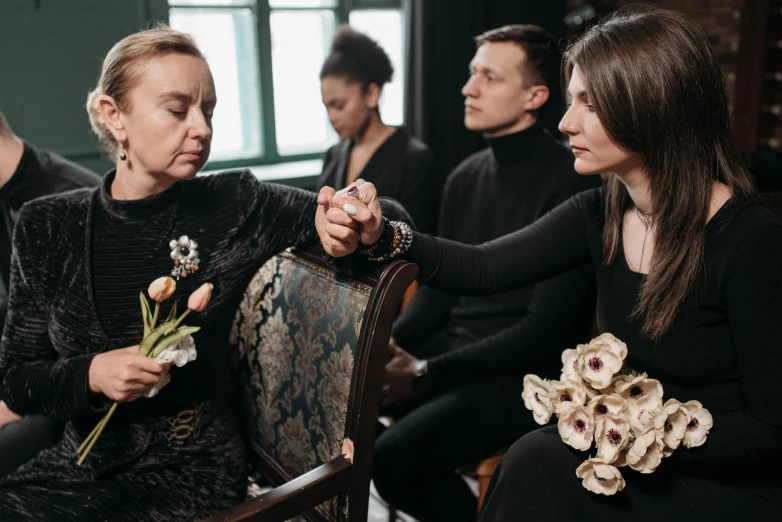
[0,170,404,521]
[406,187,782,520]
[316,126,439,233]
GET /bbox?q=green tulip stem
[77,413,107,455]
[77,402,118,466]
[169,308,191,332]
[151,302,160,328]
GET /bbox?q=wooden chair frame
[204,246,418,522]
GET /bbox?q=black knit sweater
[392,125,599,387]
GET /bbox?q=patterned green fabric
[230,252,371,519]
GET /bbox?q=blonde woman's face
[122,53,215,180]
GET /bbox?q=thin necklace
[635,206,653,271]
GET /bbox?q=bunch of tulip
[76,278,213,465]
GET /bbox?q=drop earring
[120,151,127,161]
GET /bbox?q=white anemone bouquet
[522,333,713,495]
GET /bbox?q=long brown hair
[564,6,758,339]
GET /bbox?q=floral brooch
[170,235,201,280]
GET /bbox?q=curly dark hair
[320,25,394,88]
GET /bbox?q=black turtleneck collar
[485,124,550,166]
[99,169,182,220]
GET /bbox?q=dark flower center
[560,393,573,403]
[574,419,586,432]
[687,417,699,430]
[608,429,623,445]
[597,404,608,415]
[589,357,603,371]
[630,385,644,398]
[593,471,607,482]
[180,245,190,256]
[664,419,673,433]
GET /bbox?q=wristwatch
[412,359,432,394]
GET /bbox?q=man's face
[462,42,536,136]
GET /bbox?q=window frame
[169,0,403,172]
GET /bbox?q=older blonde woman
[0,27,403,520]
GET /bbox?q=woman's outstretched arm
[319,180,601,294]
[402,187,601,296]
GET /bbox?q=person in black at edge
[316,26,438,233]
[368,25,598,521]
[319,7,782,520]
[0,107,100,478]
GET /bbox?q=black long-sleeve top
[316,126,439,233]
[408,186,782,468]
[0,142,100,294]
[392,124,599,387]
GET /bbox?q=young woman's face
[321,76,377,140]
[121,53,216,180]
[559,66,643,176]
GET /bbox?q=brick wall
[566,0,743,110]
[566,0,782,153]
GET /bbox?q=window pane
[170,1,253,6]
[270,10,336,155]
[170,8,263,162]
[349,10,405,126]
[269,0,337,7]
[168,0,256,7]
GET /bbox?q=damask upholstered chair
[205,245,418,522]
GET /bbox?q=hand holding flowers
[77,278,214,465]
[522,333,713,495]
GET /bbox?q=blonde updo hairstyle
[86,27,205,160]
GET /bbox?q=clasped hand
[316,179,385,258]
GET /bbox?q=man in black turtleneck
[372,26,600,521]
[0,108,100,476]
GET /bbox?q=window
[169,0,404,170]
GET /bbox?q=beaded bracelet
[367,219,413,263]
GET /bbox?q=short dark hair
[320,25,394,88]
[475,24,561,92]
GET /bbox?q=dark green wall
[0,0,169,174]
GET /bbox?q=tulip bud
[148,277,176,302]
[188,283,214,312]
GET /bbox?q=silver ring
[347,186,360,199]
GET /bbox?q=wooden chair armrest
[202,455,353,522]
